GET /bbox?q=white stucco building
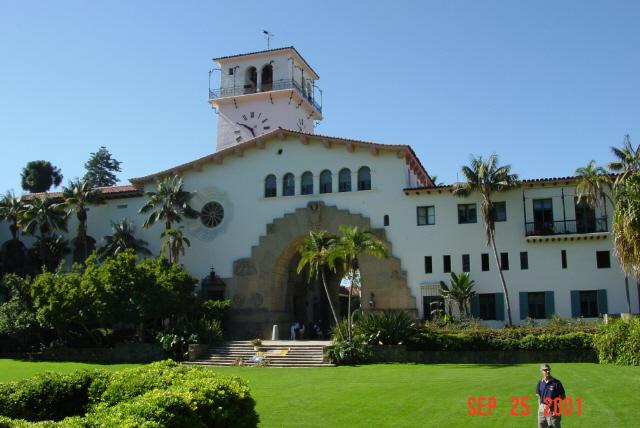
[3,47,637,337]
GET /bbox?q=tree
[439,272,476,318]
[139,175,198,232]
[21,196,67,270]
[607,135,640,313]
[609,134,640,180]
[575,160,610,208]
[97,219,151,259]
[60,179,103,262]
[160,228,191,264]
[296,230,343,340]
[20,160,63,193]
[83,146,122,188]
[452,153,519,326]
[0,191,24,241]
[331,225,387,341]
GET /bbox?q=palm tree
[0,191,24,241]
[605,135,640,313]
[139,175,198,231]
[439,272,476,318]
[575,160,611,208]
[296,230,344,340]
[452,153,519,326]
[608,134,640,180]
[21,196,67,270]
[98,219,151,259]
[611,175,640,313]
[160,227,191,264]
[0,191,27,274]
[331,225,387,341]
[60,179,103,262]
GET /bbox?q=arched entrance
[224,201,417,338]
[261,64,273,91]
[285,252,342,339]
[245,67,257,93]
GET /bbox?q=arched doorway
[245,67,257,93]
[225,201,417,339]
[286,252,341,339]
[261,64,273,91]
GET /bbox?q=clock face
[234,111,271,143]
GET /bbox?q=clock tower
[209,47,323,151]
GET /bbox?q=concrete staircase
[187,340,334,368]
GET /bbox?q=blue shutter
[571,290,581,318]
[495,293,505,321]
[597,289,608,315]
[545,291,555,318]
[470,295,480,318]
[519,292,528,320]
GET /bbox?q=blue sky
[1,1,638,192]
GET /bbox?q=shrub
[355,310,417,345]
[326,335,372,365]
[593,318,640,365]
[0,360,259,427]
[0,369,110,422]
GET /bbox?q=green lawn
[0,359,138,383]
[1,360,638,427]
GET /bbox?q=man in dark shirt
[535,363,566,428]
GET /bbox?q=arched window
[264,174,276,197]
[358,166,371,191]
[283,173,295,196]
[301,171,313,195]
[261,64,273,91]
[319,170,332,194]
[245,67,257,93]
[338,168,351,192]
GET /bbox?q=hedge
[407,330,593,352]
[0,360,259,427]
[593,318,640,365]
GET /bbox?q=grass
[0,359,138,383]
[0,360,638,427]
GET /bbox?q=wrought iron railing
[525,218,608,236]
[209,78,322,113]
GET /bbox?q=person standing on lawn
[535,363,566,428]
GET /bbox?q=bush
[0,369,110,422]
[593,318,640,365]
[326,336,372,365]
[0,360,259,427]
[355,310,417,345]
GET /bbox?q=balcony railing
[525,218,608,236]
[209,78,322,113]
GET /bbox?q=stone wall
[40,343,164,363]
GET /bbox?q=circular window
[200,201,224,228]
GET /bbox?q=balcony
[525,218,608,237]
[209,78,322,113]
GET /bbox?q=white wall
[3,138,635,325]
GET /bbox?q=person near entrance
[290,321,300,340]
[535,363,566,428]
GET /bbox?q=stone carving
[234,259,256,276]
[232,293,245,308]
[306,201,324,228]
[249,292,264,308]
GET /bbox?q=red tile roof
[130,128,434,187]
[22,185,142,201]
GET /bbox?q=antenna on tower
[263,30,274,49]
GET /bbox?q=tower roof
[213,46,319,80]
